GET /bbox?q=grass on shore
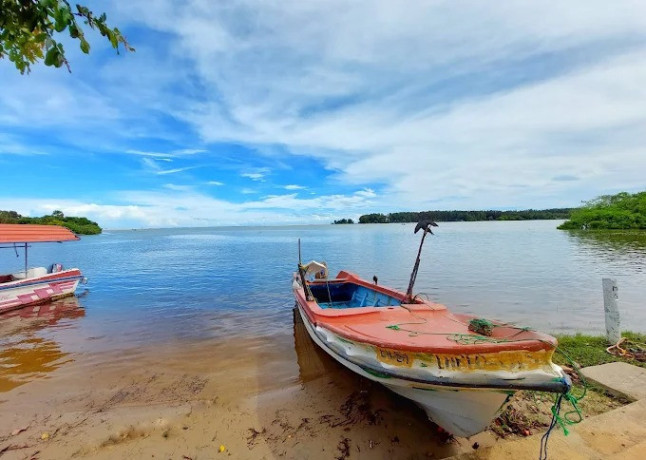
[554,331,646,369]
[489,331,645,438]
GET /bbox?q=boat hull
[292,270,570,437]
[0,269,83,314]
[296,303,514,437]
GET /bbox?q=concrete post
[602,278,621,344]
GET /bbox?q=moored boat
[0,224,85,314]
[292,222,571,437]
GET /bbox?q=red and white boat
[0,224,85,314]
[292,222,571,437]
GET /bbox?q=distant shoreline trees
[356,208,573,224]
[333,218,355,224]
[558,192,646,230]
[0,210,102,235]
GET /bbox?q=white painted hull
[0,269,82,314]
[296,304,556,437]
[384,383,509,437]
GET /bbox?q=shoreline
[1,319,643,459]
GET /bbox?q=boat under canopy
[0,224,84,314]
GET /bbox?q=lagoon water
[1,220,646,458]
[1,220,646,391]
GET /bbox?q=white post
[602,278,621,344]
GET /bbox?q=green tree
[558,191,646,230]
[0,209,101,234]
[359,213,389,224]
[1,0,133,74]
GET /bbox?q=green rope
[555,345,588,401]
[539,345,587,459]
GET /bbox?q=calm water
[1,221,645,389]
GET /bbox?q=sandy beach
[0,305,512,460]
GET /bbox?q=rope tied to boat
[539,346,587,460]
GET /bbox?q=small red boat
[0,224,85,314]
[292,222,570,437]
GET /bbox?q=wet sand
[0,303,508,459]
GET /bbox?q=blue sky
[1,1,645,229]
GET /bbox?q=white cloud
[207,180,224,186]
[140,158,197,176]
[0,185,378,228]
[103,0,646,211]
[3,1,646,227]
[126,149,175,159]
[156,167,195,176]
[241,173,265,181]
[173,148,207,155]
[241,167,271,181]
[163,184,194,191]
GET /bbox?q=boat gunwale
[294,271,558,355]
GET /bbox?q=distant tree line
[0,210,102,235]
[358,208,573,224]
[333,218,355,224]
[558,192,646,230]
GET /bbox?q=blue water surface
[1,221,645,354]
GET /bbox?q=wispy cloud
[156,167,195,176]
[1,1,645,227]
[241,167,271,182]
[141,157,197,176]
[174,148,207,155]
[163,184,194,191]
[126,149,175,159]
[126,148,207,159]
[241,173,265,181]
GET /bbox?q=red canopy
[0,224,80,243]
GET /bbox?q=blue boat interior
[309,282,401,309]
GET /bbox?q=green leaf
[80,38,90,54]
[54,20,66,33]
[44,46,58,66]
[108,30,118,48]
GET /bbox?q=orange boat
[292,222,570,437]
[0,224,85,314]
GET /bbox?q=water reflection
[567,230,646,252]
[0,297,85,392]
[566,231,646,271]
[292,308,345,384]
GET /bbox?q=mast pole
[405,220,438,302]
